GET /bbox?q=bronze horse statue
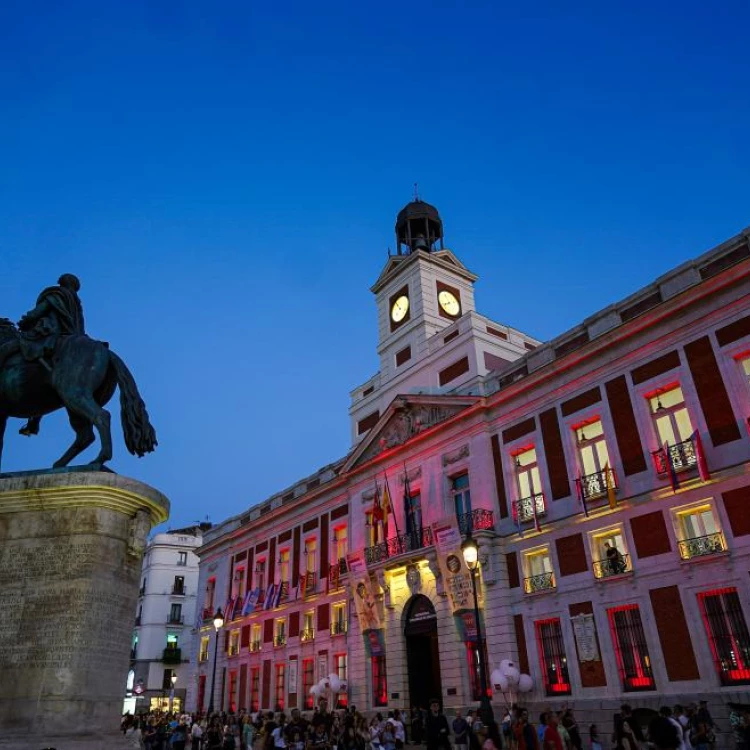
[0,316,157,471]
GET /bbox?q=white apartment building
[125,523,210,714]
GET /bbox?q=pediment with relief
[343,394,479,472]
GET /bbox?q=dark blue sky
[1,1,748,529]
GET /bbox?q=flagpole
[577,474,589,517]
[403,461,416,535]
[384,472,401,539]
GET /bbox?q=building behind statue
[126,523,210,715]
[187,201,750,738]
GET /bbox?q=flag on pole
[403,462,415,534]
[381,477,392,539]
[604,464,617,510]
[665,443,680,492]
[512,500,523,537]
[693,430,710,482]
[371,478,383,543]
[531,493,542,533]
[577,474,589,517]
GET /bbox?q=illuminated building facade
[190,203,750,734]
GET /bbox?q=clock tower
[349,197,538,444]
[373,199,478,379]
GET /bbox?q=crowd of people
[119,697,730,750]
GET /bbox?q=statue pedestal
[0,469,169,750]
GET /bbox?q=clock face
[391,295,410,323]
[438,290,461,317]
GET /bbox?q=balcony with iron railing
[166,614,185,625]
[274,635,287,648]
[456,509,495,535]
[171,584,186,596]
[593,553,632,579]
[576,468,618,504]
[679,532,727,560]
[302,574,317,599]
[513,493,546,524]
[331,621,347,636]
[523,572,556,594]
[328,559,348,590]
[364,527,434,566]
[250,640,262,652]
[652,437,698,475]
[300,629,315,643]
[162,648,182,664]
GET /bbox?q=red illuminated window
[228,670,238,713]
[371,655,388,707]
[465,642,491,700]
[303,659,315,709]
[335,654,348,707]
[607,604,655,691]
[274,664,286,710]
[535,618,571,695]
[250,667,260,713]
[699,588,750,685]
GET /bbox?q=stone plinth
[0,469,169,750]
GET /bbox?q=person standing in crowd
[382,720,397,750]
[562,710,582,750]
[660,708,685,750]
[514,708,538,750]
[538,714,548,749]
[191,719,204,750]
[674,707,692,750]
[454,709,470,750]
[556,713,572,750]
[411,707,424,745]
[589,725,601,750]
[273,714,288,750]
[425,700,451,750]
[393,710,406,750]
[543,713,564,750]
[649,718,681,750]
[697,702,717,750]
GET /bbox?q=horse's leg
[53,409,96,469]
[0,413,7,472]
[58,392,112,469]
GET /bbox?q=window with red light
[228,670,238,713]
[371,655,388,707]
[250,667,260,712]
[535,618,571,695]
[698,588,750,685]
[607,604,655,691]
[275,663,286,710]
[466,642,491,701]
[335,654,348,707]
[303,659,315,709]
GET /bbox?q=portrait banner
[432,517,474,613]
[287,660,298,696]
[347,551,381,631]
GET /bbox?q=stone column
[0,468,169,750]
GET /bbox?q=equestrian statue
[0,273,157,471]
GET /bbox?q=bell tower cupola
[395,191,444,255]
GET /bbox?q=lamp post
[461,532,494,726]
[207,607,224,716]
[169,672,177,714]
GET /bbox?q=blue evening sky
[1,1,748,529]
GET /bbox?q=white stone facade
[129,525,206,713]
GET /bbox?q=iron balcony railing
[576,467,618,502]
[250,640,261,652]
[593,553,631,579]
[679,532,726,560]
[166,615,184,625]
[302,573,317,598]
[171,585,186,596]
[300,629,315,643]
[456,509,495,535]
[228,644,240,656]
[652,437,698,475]
[162,648,182,664]
[514,493,546,524]
[274,635,287,647]
[523,571,556,594]
[331,622,347,636]
[364,527,433,566]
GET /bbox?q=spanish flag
[382,478,392,538]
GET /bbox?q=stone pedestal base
[0,469,169,749]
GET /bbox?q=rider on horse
[15,273,86,436]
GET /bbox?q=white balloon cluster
[489,660,533,706]
[309,674,348,700]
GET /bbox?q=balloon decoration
[328,674,342,692]
[491,659,534,711]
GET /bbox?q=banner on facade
[456,611,479,643]
[347,551,381,631]
[571,614,600,662]
[432,518,474,613]
[364,627,386,658]
[288,659,298,696]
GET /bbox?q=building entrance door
[404,595,442,709]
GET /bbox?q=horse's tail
[109,351,158,457]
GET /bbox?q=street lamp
[169,673,177,714]
[207,607,224,716]
[461,532,494,726]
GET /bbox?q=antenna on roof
[413,182,420,201]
